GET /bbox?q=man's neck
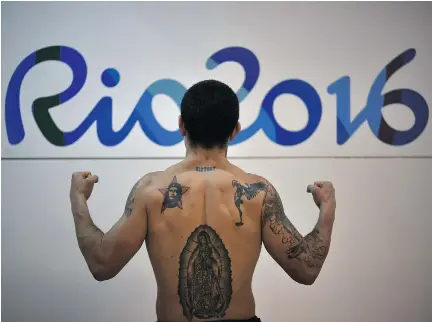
[184,146,228,165]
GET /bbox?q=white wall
[2,159,432,322]
[2,2,431,322]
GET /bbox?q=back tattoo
[158,176,190,213]
[232,180,267,226]
[178,225,232,320]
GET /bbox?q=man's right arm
[72,175,152,281]
[261,180,335,285]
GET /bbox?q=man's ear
[229,122,241,141]
[179,115,186,136]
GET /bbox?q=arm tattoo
[124,180,140,217]
[178,224,232,320]
[288,229,328,268]
[262,184,303,248]
[262,183,329,268]
[77,224,103,249]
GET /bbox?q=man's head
[179,80,241,149]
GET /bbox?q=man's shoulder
[137,170,186,192]
[225,163,268,184]
[244,172,270,185]
[130,172,165,204]
[138,171,165,188]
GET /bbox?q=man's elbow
[296,273,318,285]
[288,267,320,285]
[89,262,120,282]
[90,267,119,281]
[84,247,119,281]
[91,270,109,282]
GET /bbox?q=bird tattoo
[232,180,267,226]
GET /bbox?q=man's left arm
[70,173,149,281]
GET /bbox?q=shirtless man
[70,80,336,322]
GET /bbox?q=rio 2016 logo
[4,46,429,147]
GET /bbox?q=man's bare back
[69,80,336,322]
[143,160,265,321]
[70,159,335,322]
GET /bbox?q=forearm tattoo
[262,183,329,268]
[77,224,103,249]
[292,229,328,268]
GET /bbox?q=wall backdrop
[2,2,431,322]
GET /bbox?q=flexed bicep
[261,182,303,252]
[260,179,332,285]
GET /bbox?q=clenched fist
[307,181,336,212]
[70,172,99,200]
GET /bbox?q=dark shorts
[157,317,261,322]
[213,317,261,322]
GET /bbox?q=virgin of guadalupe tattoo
[232,180,267,226]
[178,225,232,320]
[158,176,190,213]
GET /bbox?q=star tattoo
[158,176,190,213]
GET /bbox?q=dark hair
[181,79,239,149]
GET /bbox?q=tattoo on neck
[196,166,216,172]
